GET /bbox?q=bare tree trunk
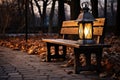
[91,0,98,18]
[0,4,3,33]
[34,0,42,17]
[0,1,11,34]
[111,0,114,19]
[101,0,107,44]
[2,15,11,34]
[30,0,35,27]
[71,0,81,20]
[116,0,120,36]
[25,0,29,42]
[34,0,42,28]
[16,0,26,33]
[34,0,49,32]
[58,0,65,33]
[48,0,56,33]
[104,0,107,18]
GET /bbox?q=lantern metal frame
[76,2,95,44]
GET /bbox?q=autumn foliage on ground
[0,33,120,79]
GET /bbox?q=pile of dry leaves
[0,33,120,79]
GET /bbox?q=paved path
[0,46,112,80]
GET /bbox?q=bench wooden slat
[61,27,103,36]
[93,27,103,36]
[62,18,105,27]
[62,20,78,27]
[61,28,78,34]
[93,18,105,26]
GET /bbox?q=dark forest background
[0,0,120,36]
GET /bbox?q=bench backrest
[60,18,105,44]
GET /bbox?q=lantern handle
[81,2,89,8]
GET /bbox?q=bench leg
[96,48,103,73]
[74,47,103,74]
[55,44,59,57]
[85,52,91,67]
[46,43,67,61]
[74,48,80,74]
[62,45,66,61]
[54,45,66,61]
[46,43,51,62]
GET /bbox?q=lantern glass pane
[84,23,92,39]
[78,23,84,39]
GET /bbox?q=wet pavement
[0,46,113,80]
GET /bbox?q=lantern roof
[76,4,95,22]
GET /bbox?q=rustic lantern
[76,2,95,44]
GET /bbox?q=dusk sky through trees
[0,0,118,34]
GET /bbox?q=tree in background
[71,0,81,20]
[34,0,42,27]
[116,0,120,36]
[29,0,36,28]
[0,1,11,34]
[0,0,26,34]
[91,0,98,18]
[58,0,65,33]
[34,0,51,32]
[48,0,56,33]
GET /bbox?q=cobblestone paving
[0,46,113,80]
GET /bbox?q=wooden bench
[42,18,111,74]
[44,18,105,61]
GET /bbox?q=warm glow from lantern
[79,23,83,39]
[84,23,92,39]
[78,23,92,40]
